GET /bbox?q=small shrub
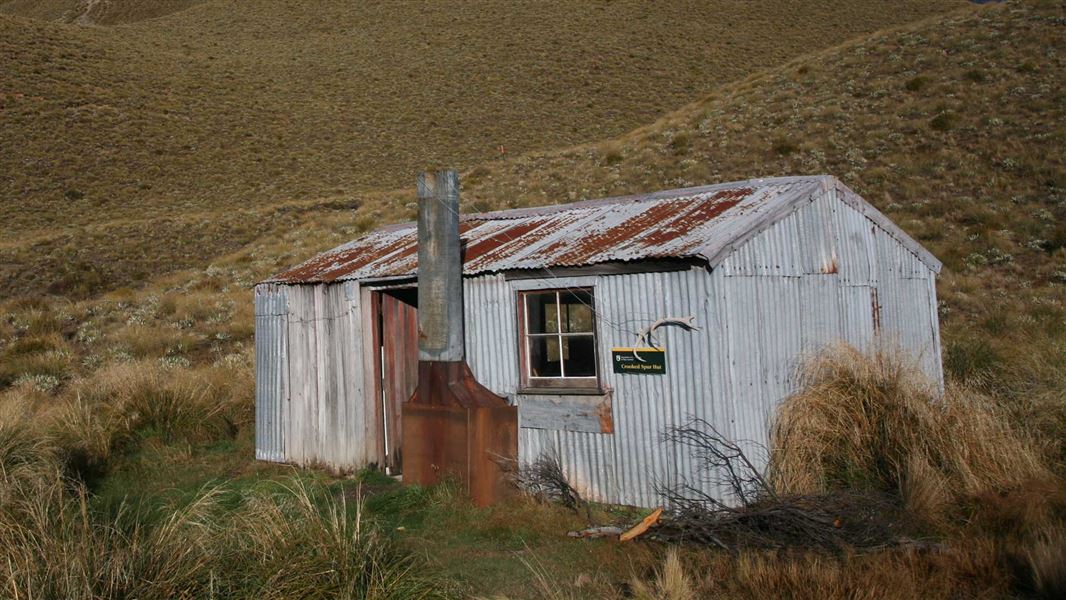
[772,137,798,156]
[464,165,491,186]
[669,133,691,155]
[157,294,178,317]
[981,311,1010,335]
[45,260,109,298]
[469,198,494,213]
[603,149,624,165]
[929,112,957,131]
[13,373,61,394]
[904,76,930,92]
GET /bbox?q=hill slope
[0,0,961,297]
[0,0,204,24]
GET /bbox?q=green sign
[611,347,666,375]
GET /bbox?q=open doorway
[372,287,418,474]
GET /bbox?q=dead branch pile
[510,451,586,513]
[652,418,916,552]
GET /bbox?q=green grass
[84,451,638,599]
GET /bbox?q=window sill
[517,387,606,397]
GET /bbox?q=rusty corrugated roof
[264,175,924,284]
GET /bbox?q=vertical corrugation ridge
[254,284,288,462]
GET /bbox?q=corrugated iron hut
[254,174,943,507]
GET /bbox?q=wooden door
[376,289,419,472]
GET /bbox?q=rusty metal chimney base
[401,361,518,507]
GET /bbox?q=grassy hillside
[0,0,961,298]
[0,0,204,24]
[0,1,1063,597]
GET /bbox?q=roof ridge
[374,175,832,233]
[263,174,931,285]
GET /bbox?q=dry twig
[653,418,912,552]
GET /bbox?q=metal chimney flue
[416,170,464,362]
[402,169,517,507]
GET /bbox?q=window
[519,289,599,391]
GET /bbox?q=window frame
[516,287,601,393]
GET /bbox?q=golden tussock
[769,344,1051,525]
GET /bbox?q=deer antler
[633,316,698,361]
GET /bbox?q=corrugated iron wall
[462,187,942,507]
[255,184,942,507]
[254,286,287,462]
[254,281,380,470]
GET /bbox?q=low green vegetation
[0,446,455,598]
[2,325,1061,597]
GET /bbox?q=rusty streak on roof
[264,175,940,285]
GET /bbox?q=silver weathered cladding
[253,287,287,462]
[253,175,944,507]
[253,281,380,471]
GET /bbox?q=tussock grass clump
[0,409,60,512]
[630,549,696,600]
[2,478,219,599]
[0,467,457,599]
[626,543,1012,600]
[38,359,253,481]
[1027,527,1066,599]
[0,332,73,387]
[233,480,456,600]
[770,345,1051,526]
